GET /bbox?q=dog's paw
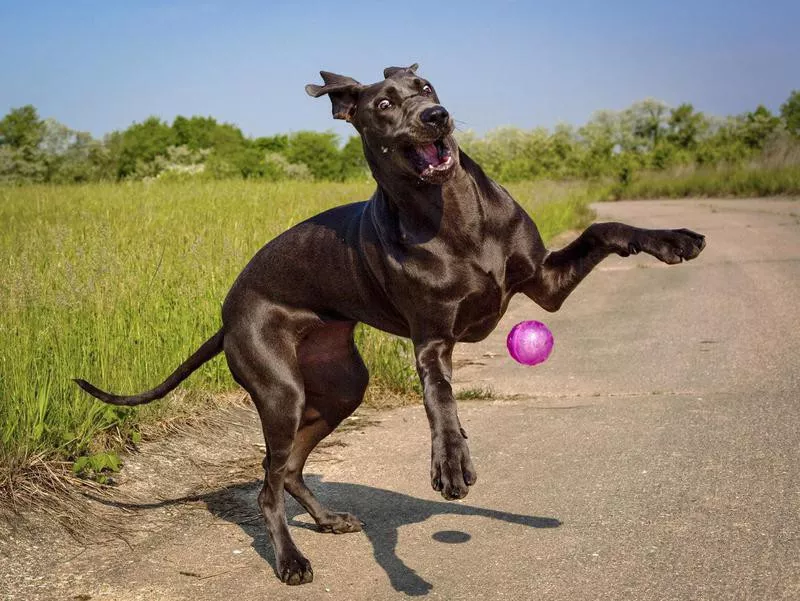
[278,552,313,585]
[317,511,364,534]
[637,228,706,265]
[431,433,477,500]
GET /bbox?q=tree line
[460,92,800,183]
[1,90,798,186]
[0,110,368,185]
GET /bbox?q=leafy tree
[624,99,669,152]
[0,105,45,149]
[254,134,289,154]
[285,131,343,181]
[40,118,74,155]
[740,105,780,150]
[173,115,216,150]
[51,132,102,183]
[780,90,800,137]
[545,124,580,177]
[91,131,125,181]
[0,145,47,184]
[173,115,246,152]
[224,144,266,179]
[695,116,749,165]
[0,106,48,183]
[34,119,102,183]
[340,136,369,180]
[667,103,707,150]
[578,110,617,177]
[117,117,177,178]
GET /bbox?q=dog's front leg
[414,338,477,500]
[525,222,706,312]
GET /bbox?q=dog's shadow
[201,473,560,596]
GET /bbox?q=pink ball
[506,320,554,366]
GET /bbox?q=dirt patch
[0,402,380,601]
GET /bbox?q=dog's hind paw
[317,511,364,534]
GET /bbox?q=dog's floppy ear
[383,63,419,79]
[305,71,363,121]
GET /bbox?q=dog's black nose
[420,105,449,128]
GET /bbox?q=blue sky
[1,1,798,141]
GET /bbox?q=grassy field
[0,178,596,492]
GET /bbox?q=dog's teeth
[381,146,389,154]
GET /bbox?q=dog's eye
[422,85,433,95]
[377,99,392,110]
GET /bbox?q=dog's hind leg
[524,222,706,312]
[223,315,314,586]
[285,322,368,534]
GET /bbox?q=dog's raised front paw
[431,433,477,500]
[639,228,706,265]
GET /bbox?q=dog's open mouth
[405,139,454,179]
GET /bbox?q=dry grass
[0,454,112,538]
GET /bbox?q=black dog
[76,64,705,585]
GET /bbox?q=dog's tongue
[418,143,442,166]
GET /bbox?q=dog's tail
[73,329,225,407]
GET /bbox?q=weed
[71,451,121,484]
[455,387,494,400]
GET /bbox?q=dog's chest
[401,256,507,342]
[389,235,511,341]
[451,268,507,342]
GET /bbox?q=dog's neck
[366,148,490,244]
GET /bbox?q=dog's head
[306,64,458,185]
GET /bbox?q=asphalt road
[4,198,799,600]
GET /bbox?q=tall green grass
[611,164,800,200]
[0,179,593,478]
[504,180,596,239]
